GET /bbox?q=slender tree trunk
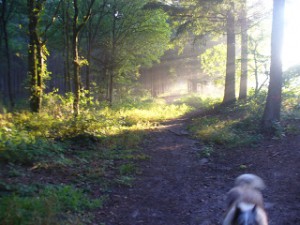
[28,0,44,113]
[72,0,80,116]
[62,0,71,93]
[72,0,95,115]
[108,3,117,105]
[223,4,236,104]
[1,0,14,108]
[262,0,285,131]
[239,0,248,100]
[86,19,92,100]
[253,42,259,95]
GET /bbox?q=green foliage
[200,145,214,157]
[0,185,104,225]
[188,89,300,151]
[188,96,264,149]
[119,163,137,175]
[0,96,191,225]
[283,65,300,91]
[0,96,191,165]
[41,185,104,212]
[0,113,65,164]
[191,117,259,147]
[200,44,226,82]
[175,94,221,109]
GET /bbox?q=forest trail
[95,116,300,225]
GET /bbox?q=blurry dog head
[222,174,268,225]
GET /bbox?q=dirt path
[95,117,300,225]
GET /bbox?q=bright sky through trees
[282,0,300,69]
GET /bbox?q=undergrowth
[0,185,105,225]
[188,90,300,155]
[0,95,191,224]
[1,90,299,224]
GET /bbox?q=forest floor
[95,112,300,225]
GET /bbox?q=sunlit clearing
[282,0,300,70]
[160,79,223,100]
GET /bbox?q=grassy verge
[187,91,300,156]
[0,96,191,224]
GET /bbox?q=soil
[94,116,300,225]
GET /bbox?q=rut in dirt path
[97,118,227,225]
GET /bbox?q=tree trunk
[86,19,92,104]
[62,0,72,93]
[72,0,80,116]
[1,0,14,109]
[108,3,117,105]
[223,4,236,104]
[72,0,95,115]
[28,0,44,113]
[261,0,285,131]
[239,0,248,100]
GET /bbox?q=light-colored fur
[223,174,268,225]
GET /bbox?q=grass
[1,90,300,224]
[0,185,105,225]
[0,95,192,224]
[187,90,300,156]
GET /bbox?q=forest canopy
[0,0,297,125]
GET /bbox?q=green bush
[0,185,104,225]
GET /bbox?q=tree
[0,0,15,108]
[27,0,61,113]
[223,2,236,104]
[261,0,285,131]
[238,0,248,100]
[71,0,95,116]
[168,0,239,104]
[90,0,171,104]
[27,0,46,113]
[61,0,72,93]
[200,43,226,83]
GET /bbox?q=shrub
[0,185,104,225]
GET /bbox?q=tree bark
[1,0,15,108]
[223,4,236,104]
[86,18,92,102]
[28,0,44,113]
[239,0,248,100]
[72,0,80,116]
[62,0,72,93]
[72,0,95,115]
[261,0,285,131]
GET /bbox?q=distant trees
[0,0,171,113]
[170,0,247,103]
[0,0,287,127]
[170,0,271,103]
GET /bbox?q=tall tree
[238,0,248,100]
[0,0,15,108]
[262,0,285,130]
[27,0,61,112]
[72,0,95,116]
[27,0,46,112]
[223,2,236,104]
[61,0,72,93]
[92,0,171,104]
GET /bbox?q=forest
[0,0,299,224]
